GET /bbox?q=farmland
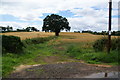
[1,32,118,41]
[2,32,119,78]
[1,32,54,40]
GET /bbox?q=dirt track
[9,62,119,78]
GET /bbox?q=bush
[23,36,57,46]
[93,37,120,52]
[2,35,24,53]
[93,37,108,52]
[111,38,120,51]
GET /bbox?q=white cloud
[0,0,119,31]
[0,22,29,29]
[0,21,42,30]
[68,17,108,32]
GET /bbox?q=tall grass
[22,36,57,46]
[93,37,120,52]
[2,36,57,77]
[65,38,119,65]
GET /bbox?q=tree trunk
[55,32,59,36]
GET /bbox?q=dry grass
[1,32,118,42]
[59,32,103,42]
[1,32,54,40]
[59,32,118,43]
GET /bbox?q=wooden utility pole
[108,0,112,54]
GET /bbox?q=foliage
[2,35,24,53]
[0,26,13,32]
[65,44,119,65]
[83,51,119,64]
[25,27,39,32]
[42,14,71,36]
[74,31,80,33]
[17,27,39,32]
[0,26,39,33]
[82,30,120,36]
[93,37,108,52]
[111,38,120,51]
[66,45,82,58]
[93,37,120,52]
[22,36,57,46]
[2,36,58,77]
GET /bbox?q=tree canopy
[26,27,39,32]
[42,14,71,36]
[0,25,13,32]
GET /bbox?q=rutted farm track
[9,61,119,78]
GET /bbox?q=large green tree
[42,14,71,36]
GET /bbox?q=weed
[93,37,120,52]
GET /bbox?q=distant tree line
[74,31,80,33]
[0,26,39,33]
[81,30,120,36]
[73,30,120,36]
[0,26,13,32]
[17,27,39,32]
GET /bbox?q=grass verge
[2,35,119,77]
[65,43,119,65]
[2,36,58,77]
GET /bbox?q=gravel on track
[9,62,119,78]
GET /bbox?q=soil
[34,56,64,64]
[8,61,119,78]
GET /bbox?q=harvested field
[1,32,54,40]
[60,33,102,42]
[1,32,118,41]
[59,32,118,42]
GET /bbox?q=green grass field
[2,32,119,77]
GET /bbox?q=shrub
[2,35,24,53]
[93,37,120,52]
[111,38,120,51]
[93,37,108,52]
[23,36,57,46]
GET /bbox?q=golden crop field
[1,32,118,42]
[59,32,103,42]
[1,32,54,40]
[60,32,118,43]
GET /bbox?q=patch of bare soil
[43,56,61,63]
[9,62,119,78]
[34,56,61,64]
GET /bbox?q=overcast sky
[0,0,119,32]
